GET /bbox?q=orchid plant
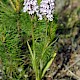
[23,0,57,80]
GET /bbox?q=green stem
[30,16,40,80]
[17,19,20,34]
[41,20,49,57]
[31,16,35,56]
[36,76,40,80]
[33,59,40,80]
[50,21,53,39]
[45,19,48,38]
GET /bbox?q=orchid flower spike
[23,0,39,15]
[38,0,55,21]
[23,0,55,21]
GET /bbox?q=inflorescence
[23,0,55,21]
[23,0,39,15]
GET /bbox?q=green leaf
[41,52,56,78]
[27,41,33,59]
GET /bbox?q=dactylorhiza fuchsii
[23,0,39,15]
[23,0,55,21]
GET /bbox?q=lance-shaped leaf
[41,52,56,78]
[27,41,33,59]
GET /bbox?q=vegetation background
[0,0,80,80]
